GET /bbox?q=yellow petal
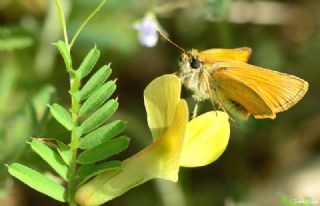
[144,74,181,141]
[152,100,188,181]
[75,100,189,206]
[179,111,230,167]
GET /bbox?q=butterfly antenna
[157,31,185,53]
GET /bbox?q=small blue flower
[134,12,160,47]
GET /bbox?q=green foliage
[79,120,126,149]
[29,140,68,181]
[0,69,16,113]
[76,47,100,80]
[280,195,315,206]
[80,65,112,100]
[1,0,318,204]
[0,76,55,197]
[7,163,67,202]
[0,37,33,51]
[9,41,127,205]
[56,141,72,166]
[7,0,129,205]
[78,136,130,164]
[79,80,116,116]
[80,99,119,134]
[49,103,73,131]
[0,26,33,51]
[281,195,296,206]
[77,160,122,186]
[54,40,72,72]
[29,86,56,136]
[69,0,107,49]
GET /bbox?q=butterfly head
[179,49,203,73]
[178,49,211,101]
[156,31,203,71]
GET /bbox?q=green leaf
[80,99,118,134]
[30,86,55,136]
[70,70,81,94]
[28,99,38,130]
[80,65,112,100]
[54,0,68,50]
[49,103,73,130]
[7,163,67,202]
[56,141,72,165]
[78,160,122,185]
[0,69,15,113]
[79,120,126,149]
[54,40,72,71]
[77,163,95,180]
[76,47,100,80]
[79,80,116,116]
[30,140,68,180]
[78,136,129,164]
[0,36,33,51]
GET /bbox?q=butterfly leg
[203,75,237,123]
[216,98,239,126]
[204,78,218,116]
[192,102,199,119]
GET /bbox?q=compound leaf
[30,140,68,181]
[7,163,67,202]
[78,136,129,164]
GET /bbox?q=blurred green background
[0,0,319,205]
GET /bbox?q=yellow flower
[75,74,230,206]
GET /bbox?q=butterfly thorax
[178,49,212,101]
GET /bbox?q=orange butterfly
[158,31,309,120]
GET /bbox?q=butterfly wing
[199,47,252,64]
[210,61,308,119]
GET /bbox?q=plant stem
[55,1,107,205]
[67,149,78,206]
[54,0,70,50]
[54,1,79,205]
[66,81,80,206]
[67,70,81,206]
[69,0,106,49]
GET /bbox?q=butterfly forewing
[199,48,252,64]
[210,61,308,119]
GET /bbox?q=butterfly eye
[190,56,201,69]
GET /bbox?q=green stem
[67,149,78,206]
[54,0,78,205]
[69,0,106,49]
[55,1,106,205]
[67,72,81,206]
[54,0,70,50]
